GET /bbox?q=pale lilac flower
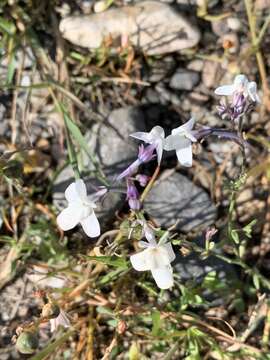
[164,118,197,167]
[205,227,218,242]
[126,179,141,210]
[50,309,71,333]
[130,126,165,165]
[117,144,156,180]
[214,74,260,103]
[135,174,150,187]
[57,179,100,237]
[130,231,175,289]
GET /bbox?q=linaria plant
[12,68,270,360]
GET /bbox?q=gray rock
[146,56,176,83]
[169,69,200,90]
[60,1,201,55]
[144,172,217,232]
[53,107,146,225]
[86,106,146,173]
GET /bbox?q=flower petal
[130,250,151,271]
[234,74,248,89]
[214,84,235,96]
[150,126,165,140]
[151,266,173,289]
[162,243,176,263]
[57,204,82,231]
[180,117,195,132]
[247,81,260,103]
[64,182,78,202]
[155,139,164,165]
[130,132,151,143]
[80,212,100,237]
[175,138,193,167]
[75,179,87,200]
[164,134,183,151]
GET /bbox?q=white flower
[130,126,165,165]
[164,118,197,167]
[130,231,176,290]
[57,179,100,237]
[214,74,260,102]
[50,309,71,333]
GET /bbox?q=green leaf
[0,17,16,35]
[231,229,240,244]
[151,310,161,336]
[243,219,257,238]
[83,255,128,269]
[63,111,92,160]
[253,273,260,290]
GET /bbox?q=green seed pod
[16,331,39,354]
[41,302,60,319]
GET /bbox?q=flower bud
[135,174,150,187]
[41,302,60,319]
[16,331,39,354]
[117,320,127,334]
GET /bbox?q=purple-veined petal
[57,204,82,231]
[80,211,100,237]
[130,250,151,271]
[214,84,235,96]
[151,266,173,289]
[175,138,193,167]
[130,132,151,143]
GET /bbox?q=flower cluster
[56,74,260,290]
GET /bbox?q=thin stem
[244,0,269,96]
[140,166,160,202]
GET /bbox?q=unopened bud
[117,320,127,334]
[16,331,39,354]
[41,302,60,319]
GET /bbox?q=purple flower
[135,174,150,187]
[138,144,156,163]
[126,179,141,211]
[117,144,156,181]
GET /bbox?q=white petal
[144,225,156,245]
[162,243,176,263]
[234,74,248,88]
[175,139,193,167]
[214,84,235,96]
[151,247,171,268]
[181,117,195,132]
[155,139,164,165]
[247,81,260,102]
[149,126,165,140]
[80,212,100,237]
[164,134,183,151]
[75,179,87,200]
[130,132,151,143]
[130,250,151,271]
[57,204,82,231]
[64,182,78,202]
[151,266,174,289]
